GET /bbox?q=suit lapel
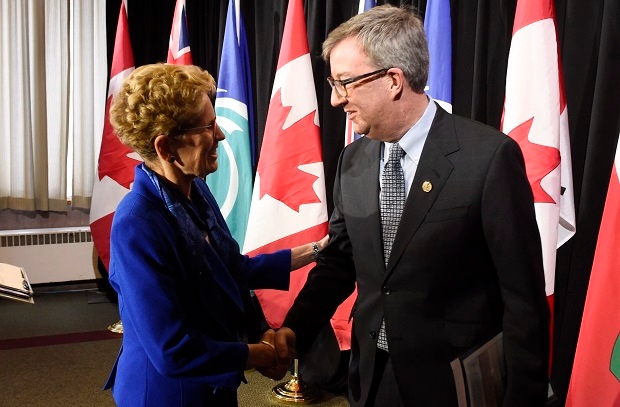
[386,106,459,275]
[360,140,385,269]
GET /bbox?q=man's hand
[255,327,296,380]
[275,327,296,365]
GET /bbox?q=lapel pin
[422,181,432,193]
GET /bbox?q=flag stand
[271,359,321,404]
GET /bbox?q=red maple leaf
[258,90,322,212]
[508,117,560,204]
[98,105,140,189]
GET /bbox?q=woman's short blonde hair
[109,63,216,161]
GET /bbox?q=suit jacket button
[369,330,377,339]
[382,286,391,295]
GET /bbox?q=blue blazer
[104,164,290,406]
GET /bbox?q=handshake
[246,327,297,380]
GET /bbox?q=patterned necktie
[381,142,406,266]
[378,142,405,352]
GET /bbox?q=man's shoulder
[447,112,506,139]
[427,108,511,157]
[437,113,512,153]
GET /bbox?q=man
[272,5,549,406]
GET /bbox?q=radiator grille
[0,227,95,284]
[0,227,92,248]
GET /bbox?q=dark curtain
[105,0,620,404]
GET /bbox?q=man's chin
[352,124,369,137]
[361,132,378,140]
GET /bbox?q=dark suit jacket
[104,164,291,406]
[284,105,549,406]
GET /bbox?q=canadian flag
[243,0,353,350]
[501,0,576,361]
[167,0,193,65]
[90,1,140,269]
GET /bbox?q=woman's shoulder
[115,190,164,220]
[111,193,179,256]
[112,191,178,245]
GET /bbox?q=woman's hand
[317,234,329,251]
[246,329,277,370]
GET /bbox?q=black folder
[450,332,506,407]
[451,332,556,406]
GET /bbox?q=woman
[103,63,323,406]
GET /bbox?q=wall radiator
[0,227,97,284]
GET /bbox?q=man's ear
[387,68,405,100]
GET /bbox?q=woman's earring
[168,156,176,163]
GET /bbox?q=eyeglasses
[149,121,217,145]
[177,120,216,134]
[326,68,390,98]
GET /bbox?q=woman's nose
[215,123,225,141]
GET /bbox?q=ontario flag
[501,0,576,362]
[243,0,351,350]
[167,0,192,65]
[90,0,139,270]
[207,0,254,245]
[344,0,376,147]
[566,134,620,406]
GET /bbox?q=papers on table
[0,262,34,304]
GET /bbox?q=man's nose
[330,88,346,107]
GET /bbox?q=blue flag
[424,0,452,112]
[206,0,254,245]
[360,0,375,13]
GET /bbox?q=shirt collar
[383,99,437,162]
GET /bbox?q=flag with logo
[167,0,193,65]
[243,0,356,349]
[566,134,620,406]
[344,0,376,146]
[90,0,139,270]
[501,0,577,359]
[424,0,452,112]
[206,0,254,245]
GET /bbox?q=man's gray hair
[322,4,429,94]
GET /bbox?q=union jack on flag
[167,0,193,65]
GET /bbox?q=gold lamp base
[271,359,321,404]
[107,320,123,334]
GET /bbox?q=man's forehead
[329,40,371,76]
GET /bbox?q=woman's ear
[152,134,173,162]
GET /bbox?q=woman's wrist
[246,341,277,369]
[311,241,320,261]
[289,243,317,270]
